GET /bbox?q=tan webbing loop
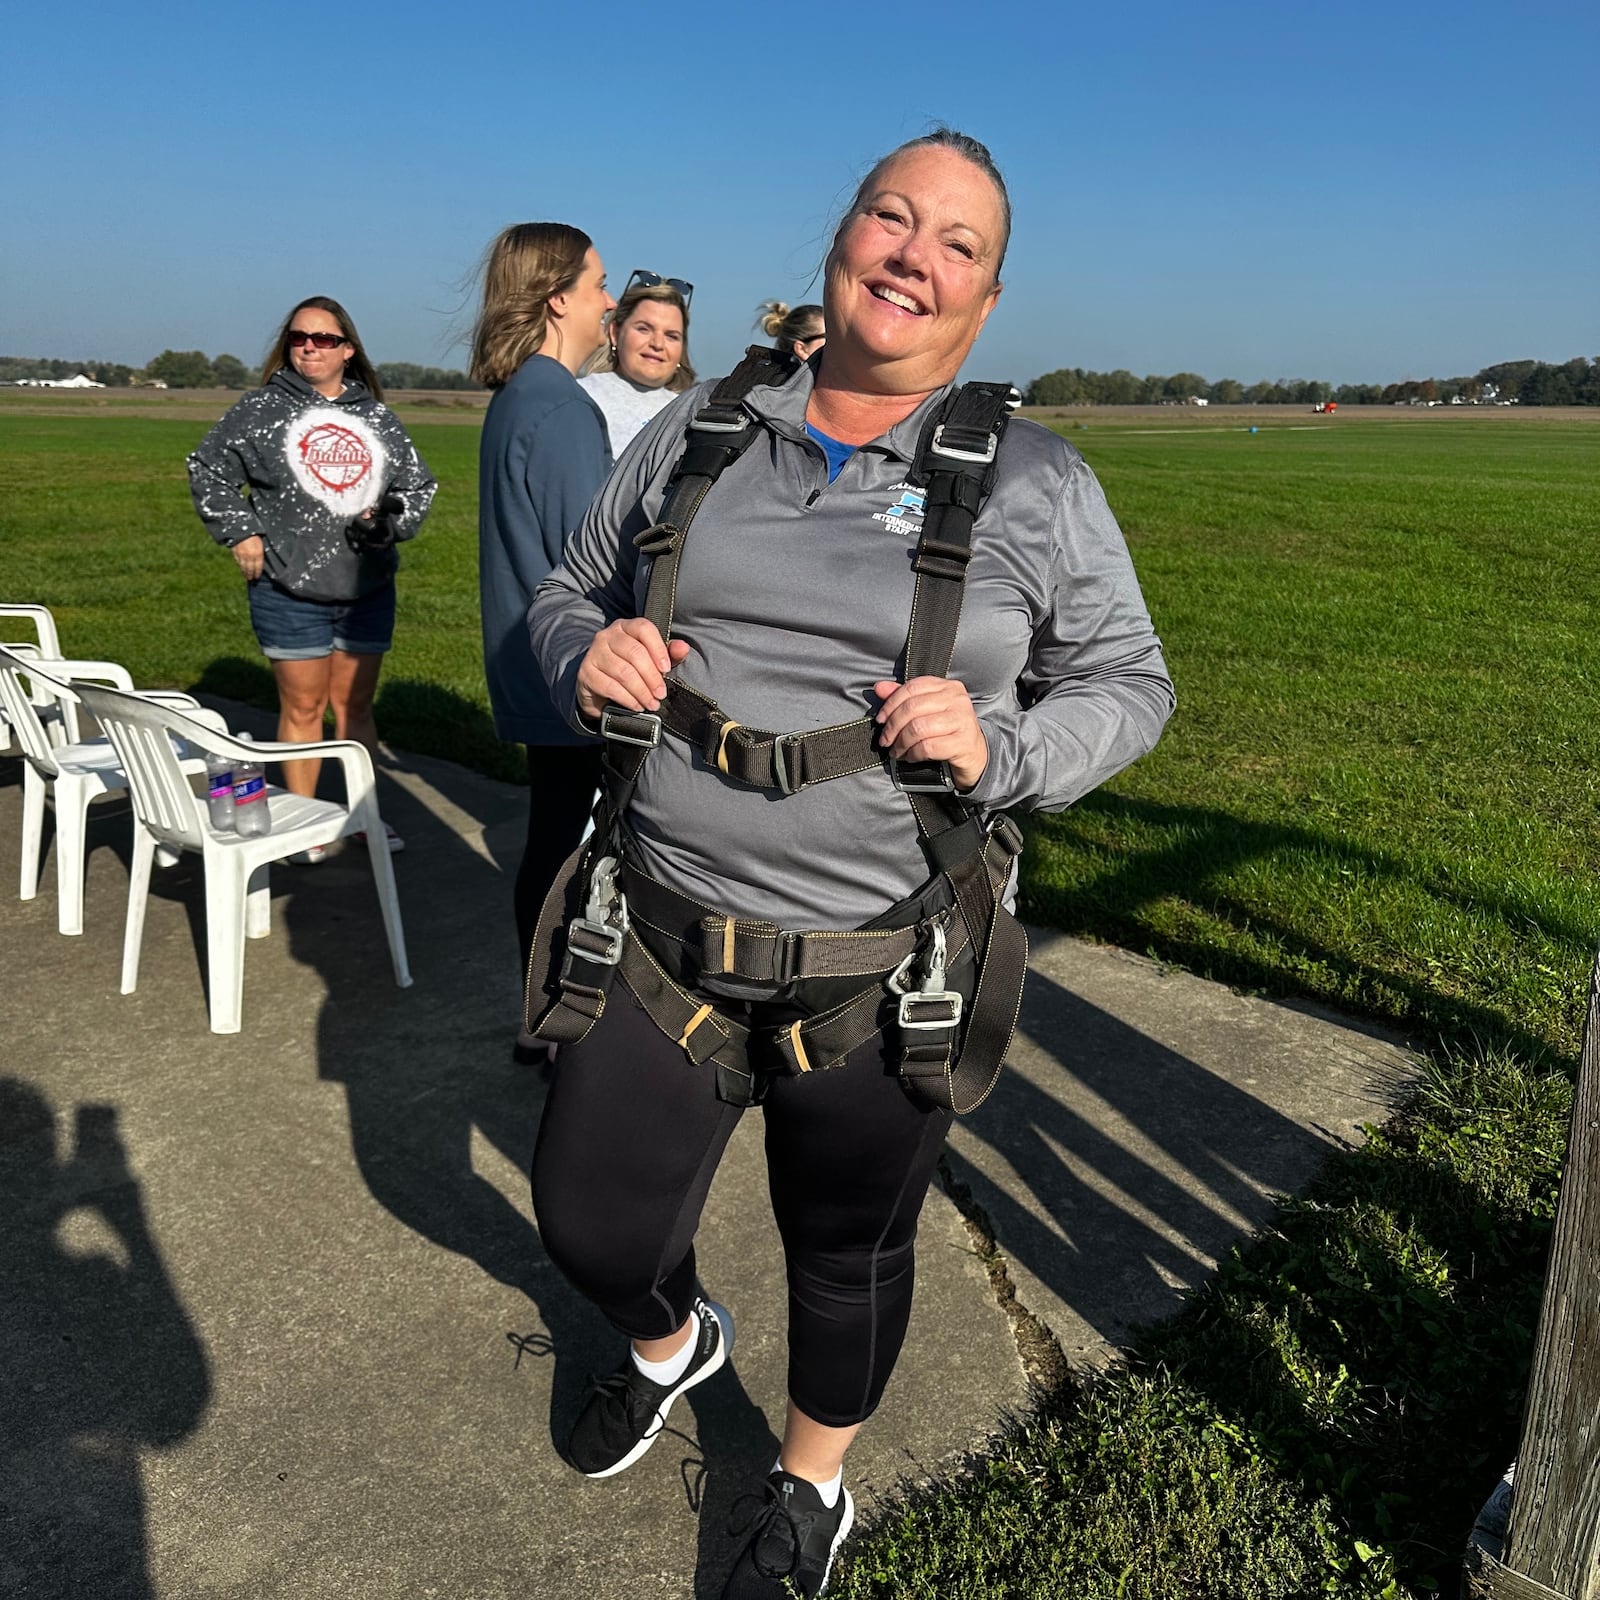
[714,720,743,775]
[678,1003,716,1051]
[788,1020,813,1073]
[722,918,737,973]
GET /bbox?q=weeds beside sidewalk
[832,1045,1569,1598]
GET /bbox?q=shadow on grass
[1023,791,1593,1064]
[188,658,524,786]
[838,1046,1563,1597]
[188,654,277,711]
[1123,1047,1563,1591]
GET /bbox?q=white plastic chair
[0,604,66,750]
[0,647,219,935]
[75,684,412,1034]
[0,604,63,658]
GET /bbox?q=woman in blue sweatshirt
[471,224,616,989]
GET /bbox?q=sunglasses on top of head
[287,329,349,350]
[624,270,693,306]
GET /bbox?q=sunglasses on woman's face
[624,270,693,306]
[287,329,349,350]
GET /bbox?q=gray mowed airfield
[0,708,1415,1598]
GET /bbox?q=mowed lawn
[6,408,1596,1057]
[1030,414,1600,1063]
[1,411,513,778]
[5,407,1600,1594]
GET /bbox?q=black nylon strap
[568,365,1028,1114]
[632,346,800,645]
[524,832,596,1037]
[619,859,926,983]
[902,381,1018,684]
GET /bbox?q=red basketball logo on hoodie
[297,422,373,494]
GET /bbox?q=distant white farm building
[13,374,106,388]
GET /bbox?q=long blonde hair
[582,281,696,392]
[469,223,592,389]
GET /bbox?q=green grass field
[4,407,1598,1595]
[1030,415,1600,1062]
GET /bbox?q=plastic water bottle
[205,752,235,831]
[232,734,272,838]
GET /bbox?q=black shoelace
[728,1485,807,1581]
[585,1367,664,1436]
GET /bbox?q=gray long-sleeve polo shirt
[529,361,1174,932]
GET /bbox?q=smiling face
[612,297,685,389]
[287,306,352,398]
[822,144,1004,394]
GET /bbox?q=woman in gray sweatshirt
[187,296,435,853]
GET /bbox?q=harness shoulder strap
[893,379,1021,795]
[635,345,801,640]
[599,345,801,802]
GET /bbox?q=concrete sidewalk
[0,714,1416,1599]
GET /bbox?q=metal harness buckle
[929,423,998,465]
[772,730,802,795]
[566,855,629,967]
[600,707,662,748]
[891,922,964,1032]
[889,756,955,793]
[689,407,748,435]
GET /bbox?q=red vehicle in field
[1313,401,1338,414]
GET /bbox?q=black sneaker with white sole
[721,1470,855,1598]
[566,1296,732,1478]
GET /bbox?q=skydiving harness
[525,345,1029,1115]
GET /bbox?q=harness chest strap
[603,358,1022,803]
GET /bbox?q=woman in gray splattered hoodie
[187,296,436,854]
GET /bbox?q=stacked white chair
[0,604,67,751]
[75,684,411,1034]
[0,646,220,935]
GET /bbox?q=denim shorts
[247,578,396,661]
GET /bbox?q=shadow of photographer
[0,1079,211,1600]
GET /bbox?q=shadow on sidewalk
[946,962,1377,1357]
[0,1079,211,1600]
[259,696,612,1450]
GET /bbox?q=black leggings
[515,744,604,969]
[531,982,953,1428]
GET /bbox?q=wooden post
[1465,949,1600,1599]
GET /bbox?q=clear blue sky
[4,0,1594,387]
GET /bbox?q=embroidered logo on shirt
[285,408,387,514]
[871,483,926,537]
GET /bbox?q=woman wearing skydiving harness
[526,129,1174,1597]
[187,296,436,859]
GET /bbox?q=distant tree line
[374,362,478,391]
[2,352,480,391]
[0,354,144,386]
[1025,356,1600,407]
[0,351,254,388]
